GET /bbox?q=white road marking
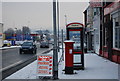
[0,60,23,72]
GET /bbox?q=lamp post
[101,1,104,57]
[0,23,3,47]
[14,28,17,45]
[65,14,67,40]
[53,0,58,79]
[64,15,67,26]
[57,0,60,52]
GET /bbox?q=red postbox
[64,40,75,74]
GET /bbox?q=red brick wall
[117,56,120,64]
[112,48,120,64]
[103,46,108,58]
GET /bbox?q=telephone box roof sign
[66,22,84,28]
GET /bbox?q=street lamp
[64,14,67,26]
[14,28,17,45]
[53,0,58,79]
[0,23,3,47]
[57,0,60,52]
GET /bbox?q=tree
[16,29,22,35]
[22,26,31,35]
[36,30,43,35]
[4,28,14,37]
[44,29,50,34]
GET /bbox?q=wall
[93,14,100,54]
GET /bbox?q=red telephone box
[64,40,75,74]
[66,22,85,70]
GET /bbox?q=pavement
[4,48,119,80]
[0,46,21,50]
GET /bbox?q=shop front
[103,1,120,64]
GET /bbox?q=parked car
[2,40,11,47]
[19,42,37,54]
[49,39,54,45]
[40,41,49,48]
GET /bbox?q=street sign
[37,55,53,77]
[104,1,120,15]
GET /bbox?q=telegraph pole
[57,0,60,52]
[53,0,58,79]
[102,1,104,57]
[64,15,67,26]
[61,29,64,61]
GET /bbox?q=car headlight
[20,46,22,49]
[29,47,33,49]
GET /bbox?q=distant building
[0,23,3,47]
[30,31,40,42]
[83,6,94,52]
[92,8,100,54]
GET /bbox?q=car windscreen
[22,42,33,46]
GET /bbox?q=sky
[2,1,89,31]
[0,1,2,23]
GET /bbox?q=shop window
[93,8,100,16]
[119,28,120,48]
[115,17,120,26]
[105,28,107,46]
[114,17,120,49]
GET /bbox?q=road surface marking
[0,60,23,72]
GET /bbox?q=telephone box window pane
[74,54,81,63]
[69,31,80,40]
[69,31,81,50]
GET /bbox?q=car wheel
[19,50,22,54]
[34,50,37,54]
[31,50,34,54]
[32,50,35,54]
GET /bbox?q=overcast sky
[2,2,89,31]
[0,1,2,23]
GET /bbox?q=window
[115,17,120,26]
[93,8,100,16]
[114,16,120,49]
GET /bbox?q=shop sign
[104,2,120,15]
[37,55,53,76]
[90,0,102,7]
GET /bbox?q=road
[1,43,53,70]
